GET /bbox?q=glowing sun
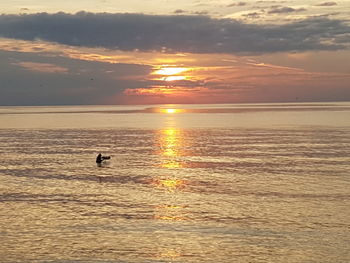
[165,108,176,114]
[154,67,188,76]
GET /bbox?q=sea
[0,102,349,263]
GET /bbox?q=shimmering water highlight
[0,103,349,263]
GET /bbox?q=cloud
[174,9,186,14]
[242,12,262,19]
[227,2,247,7]
[0,50,152,105]
[192,11,209,15]
[0,12,349,55]
[1,47,350,105]
[268,6,307,14]
[316,2,337,6]
[14,61,69,73]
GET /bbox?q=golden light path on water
[151,108,189,227]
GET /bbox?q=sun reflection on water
[159,108,185,114]
[157,127,184,169]
[156,248,182,262]
[155,178,186,190]
[165,108,176,114]
[151,177,188,222]
[154,203,188,221]
[163,161,184,169]
[150,125,188,223]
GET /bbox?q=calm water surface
[0,103,349,263]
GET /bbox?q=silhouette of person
[96,153,103,164]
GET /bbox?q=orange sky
[0,1,349,105]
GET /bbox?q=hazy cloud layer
[1,48,350,105]
[316,2,338,6]
[0,12,349,54]
[0,50,151,105]
[227,2,247,7]
[267,6,307,14]
[14,61,69,74]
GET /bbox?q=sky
[0,0,349,105]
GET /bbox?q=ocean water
[0,102,349,263]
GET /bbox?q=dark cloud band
[0,12,349,54]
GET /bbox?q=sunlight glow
[157,128,183,168]
[159,108,184,114]
[161,161,182,169]
[159,178,185,189]
[154,204,187,221]
[164,148,176,156]
[150,177,186,190]
[165,128,176,135]
[152,66,191,83]
[163,76,186,81]
[154,67,188,76]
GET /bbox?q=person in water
[96,153,111,164]
[96,153,103,164]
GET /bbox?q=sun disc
[154,67,188,76]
